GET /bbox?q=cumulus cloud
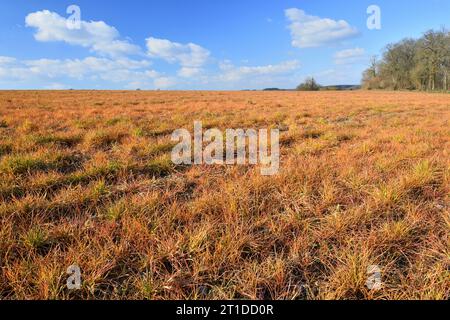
[142,60,302,90]
[334,47,366,65]
[146,37,210,77]
[218,60,301,82]
[312,66,363,86]
[154,77,177,89]
[24,57,153,80]
[285,8,359,48]
[0,56,159,88]
[0,56,17,64]
[178,67,202,78]
[25,10,141,57]
[44,83,70,90]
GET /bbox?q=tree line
[362,28,450,91]
[295,77,360,91]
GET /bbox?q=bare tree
[297,77,321,91]
[362,28,450,91]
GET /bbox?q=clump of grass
[22,227,49,250]
[106,117,127,126]
[148,142,176,158]
[301,129,324,139]
[64,161,123,186]
[336,133,355,142]
[279,134,296,147]
[0,154,48,175]
[132,127,145,137]
[19,119,38,133]
[104,200,127,221]
[74,119,98,130]
[146,156,175,177]
[90,180,110,200]
[379,220,414,244]
[298,112,312,118]
[272,112,288,124]
[399,160,441,201]
[294,138,336,155]
[0,152,84,176]
[372,183,403,208]
[90,161,122,177]
[53,153,85,173]
[408,160,436,186]
[0,144,13,156]
[84,130,125,149]
[149,126,176,138]
[33,134,82,147]
[0,184,25,200]
[323,247,374,299]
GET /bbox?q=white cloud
[334,47,366,65]
[44,83,70,90]
[0,56,159,88]
[219,60,234,71]
[0,56,17,64]
[178,67,202,78]
[25,10,141,57]
[154,77,177,89]
[23,57,154,80]
[146,37,210,77]
[218,60,301,82]
[285,8,358,48]
[144,70,160,78]
[313,66,363,86]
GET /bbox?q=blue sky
[0,0,449,90]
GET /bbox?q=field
[0,90,448,300]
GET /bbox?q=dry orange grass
[0,90,448,300]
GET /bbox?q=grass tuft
[84,130,126,149]
[146,156,175,177]
[22,227,49,251]
[1,155,48,175]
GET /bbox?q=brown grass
[0,90,448,300]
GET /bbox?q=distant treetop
[296,77,321,91]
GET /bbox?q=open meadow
[0,90,449,300]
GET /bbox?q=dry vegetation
[0,90,448,300]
